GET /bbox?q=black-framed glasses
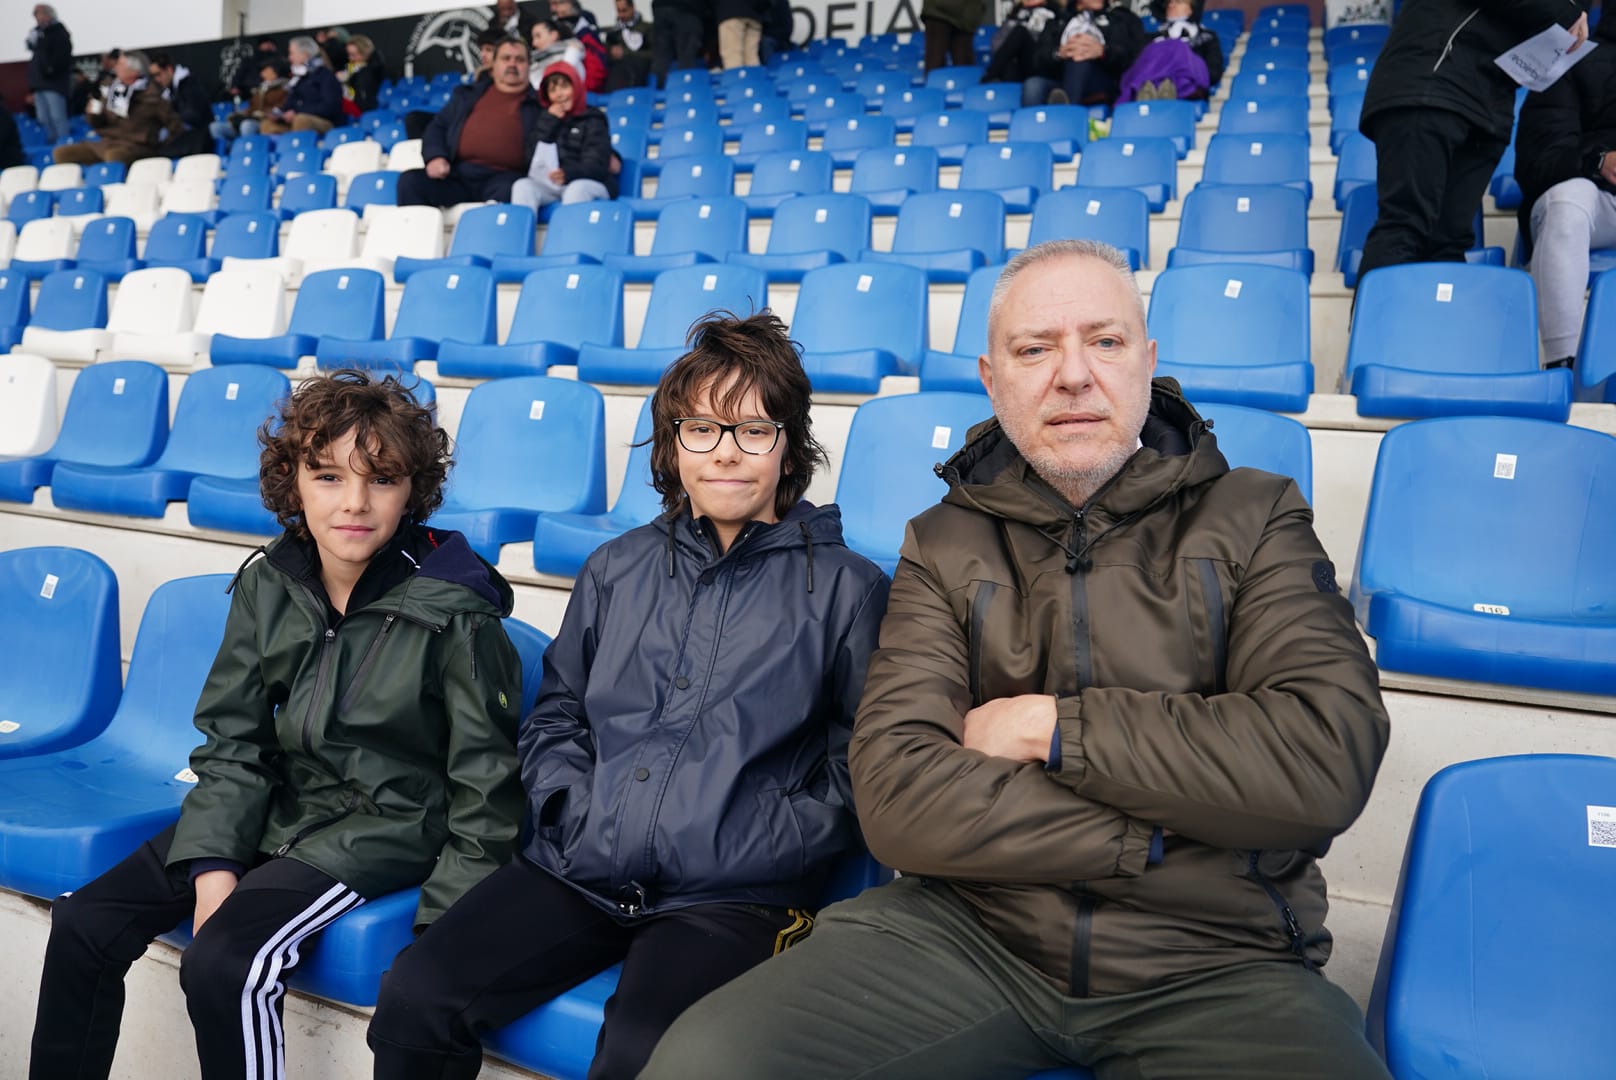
[672,417,784,455]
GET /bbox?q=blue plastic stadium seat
[723,94,792,130]
[1167,184,1313,277]
[860,189,1005,283]
[486,852,895,1079]
[0,574,233,900]
[18,268,110,360]
[728,118,809,171]
[82,161,126,187]
[429,377,608,562]
[213,267,386,368]
[882,86,948,133]
[578,264,767,385]
[1323,22,1388,50]
[908,109,991,167]
[272,145,323,181]
[8,189,54,225]
[728,192,873,283]
[73,216,140,280]
[195,211,280,277]
[919,262,1000,393]
[345,170,399,214]
[278,173,339,221]
[0,360,168,504]
[1350,417,1616,692]
[1327,62,1374,101]
[533,396,662,577]
[836,392,992,574]
[317,265,496,373]
[140,213,212,283]
[739,149,835,216]
[491,202,634,281]
[1026,187,1150,269]
[1229,68,1310,99]
[1346,263,1568,419]
[962,84,1017,129]
[206,174,274,226]
[0,270,30,350]
[1239,45,1309,72]
[1074,136,1177,212]
[1574,269,1616,403]
[1110,100,1197,157]
[0,547,121,759]
[623,151,734,217]
[49,366,290,518]
[437,266,624,379]
[849,145,940,215]
[1368,755,1616,1079]
[1217,95,1310,136]
[1329,91,1365,155]
[1199,132,1312,198]
[1194,402,1312,502]
[1009,104,1093,161]
[1333,132,1375,210]
[1148,264,1313,412]
[798,92,867,138]
[600,195,749,283]
[958,141,1053,214]
[395,203,537,282]
[794,262,928,393]
[821,115,897,170]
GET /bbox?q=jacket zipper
[338,613,396,714]
[1067,511,1094,689]
[303,627,337,756]
[1070,893,1099,997]
[1433,9,1479,73]
[272,789,362,857]
[1246,850,1317,968]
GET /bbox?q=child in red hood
[511,60,616,211]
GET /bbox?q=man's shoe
[1137,81,1159,100]
[1047,88,1070,105]
[1152,78,1178,100]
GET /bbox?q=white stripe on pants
[1529,177,1616,361]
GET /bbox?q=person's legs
[178,856,363,1079]
[30,826,193,1080]
[290,115,334,135]
[672,10,705,71]
[949,23,976,68]
[742,18,763,66]
[651,6,677,84]
[35,89,70,143]
[509,176,554,213]
[368,857,628,1080]
[718,18,746,68]
[396,168,478,208]
[473,167,525,204]
[1357,106,1472,281]
[587,902,810,1080]
[52,141,106,166]
[1062,59,1119,106]
[1530,179,1616,362]
[922,17,954,72]
[561,178,609,204]
[984,24,1035,83]
[641,876,1066,1080]
[1075,961,1392,1080]
[1021,74,1056,107]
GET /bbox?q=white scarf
[105,77,145,119]
[1060,11,1107,46]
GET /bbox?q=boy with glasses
[368,310,890,1080]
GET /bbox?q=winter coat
[850,379,1390,996]
[1036,4,1147,81]
[532,62,617,195]
[1514,7,1616,252]
[87,85,185,160]
[166,525,525,929]
[283,56,344,124]
[520,504,889,917]
[27,19,73,96]
[423,76,547,170]
[922,0,986,34]
[1361,0,1586,143]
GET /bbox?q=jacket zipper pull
[1066,511,1089,574]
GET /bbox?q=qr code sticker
[1589,806,1616,848]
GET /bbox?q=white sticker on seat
[0,721,18,734]
[447,274,460,289]
[857,274,873,292]
[1436,282,1453,302]
[1138,104,1150,116]
[815,208,828,223]
[497,211,509,225]
[938,115,950,127]
[1122,143,1135,156]
[895,153,907,165]
[40,573,58,599]
[765,124,776,135]
[1237,197,1251,213]
[226,382,239,401]
[247,219,260,232]
[682,130,694,142]
[1588,805,1616,847]
[589,210,601,223]
[931,425,951,449]
[1494,453,1516,479]
[703,274,718,290]
[691,165,704,178]
[949,202,963,217]
[1246,101,1258,113]
[566,273,580,289]
[175,767,199,783]
[1357,67,1368,79]
[338,275,350,288]
[1250,142,1263,156]
[529,400,545,420]
[178,223,189,234]
[113,378,126,395]
[1000,146,1013,159]
[1472,603,1510,615]
[1224,279,1243,298]
[1086,200,1101,215]
[847,119,860,130]
[789,158,801,171]
[1035,109,1047,121]
[74,276,85,289]
[1257,74,1268,85]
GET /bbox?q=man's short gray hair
[35,5,58,21]
[121,50,150,76]
[288,35,319,60]
[985,239,1146,351]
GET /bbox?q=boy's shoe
[1153,78,1179,99]
[1047,88,1070,105]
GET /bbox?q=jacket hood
[937,377,1226,543]
[537,59,586,115]
[652,500,849,590]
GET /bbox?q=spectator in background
[531,18,587,85]
[1515,7,1616,370]
[68,69,95,117]
[398,38,543,208]
[316,26,350,72]
[920,0,981,72]
[473,27,504,79]
[93,49,121,100]
[604,0,655,90]
[342,34,387,114]
[651,0,704,84]
[150,52,212,157]
[214,56,290,142]
[552,0,601,37]
[511,61,615,211]
[1356,0,1588,284]
[259,34,344,134]
[490,0,537,42]
[0,98,24,169]
[26,4,74,144]
[54,50,181,165]
[230,36,281,103]
[1117,0,1223,102]
[1023,0,1144,107]
[716,0,769,67]
[982,0,1066,91]
[760,0,793,62]
[552,0,611,92]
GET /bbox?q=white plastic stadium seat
[124,157,174,192]
[106,267,205,369]
[0,165,39,200]
[172,153,222,185]
[158,178,217,219]
[36,163,84,192]
[226,207,359,283]
[12,218,77,265]
[0,354,61,458]
[326,141,385,187]
[0,220,16,266]
[386,139,425,173]
[99,183,163,232]
[304,206,444,278]
[195,268,288,352]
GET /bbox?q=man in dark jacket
[0,100,24,169]
[150,53,214,158]
[26,4,73,143]
[650,0,704,84]
[1024,0,1146,108]
[259,34,344,134]
[643,239,1394,1080]
[1356,0,1588,284]
[604,0,655,90]
[399,38,545,207]
[1515,8,1616,369]
[54,51,183,165]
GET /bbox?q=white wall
[1,0,227,64]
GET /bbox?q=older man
[54,51,181,166]
[642,240,1394,1080]
[26,4,73,144]
[258,34,343,134]
[399,37,543,208]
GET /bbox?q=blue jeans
[34,89,69,143]
[1021,60,1119,108]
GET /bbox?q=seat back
[1368,755,1616,1080]
[76,216,137,264]
[0,546,121,758]
[444,376,607,515]
[326,140,385,182]
[656,125,726,163]
[1201,132,1311,188]
[821,115,897,160]
[889,190,1005,263]
[648,196,748,260]
[1238,45,1310,71]
[360,205,444,261]
[102,183,162,220]
[1075,136,1177,197]
[386,138,425,172]
[1334,132,1376,206]
[159,178,217,216]
[345,170,399,213]
[0,221,15,267]
[1229,68,1311,98]
[448,203,536,260]
[46,359,169,468]
[638,264,769,349]
[849,145,940,198]
[1009,103,1093,151]
[221,152,273,180]
[736,119,809,157]
[280,174,340,217]
[54,187,104,217]
[193,269,288,339]
[507,265,625,349]
[0,271,28,333]
[153,365,291,478]
[142,213,209,264]
[0,353,60,457]
[7,189,54,225]
[793,262,927,367]
[962,83,1016,119]
[391,265,496,345]
[31,269,109,332]
[1175,184,1309,254]
[1027,187,1150,265]
[610,393,663,523]
[216,175,275,216]
[1345,264,1538,379]
[285,208,361,261]
[502,617,555,716]
[959,141,1055,199]
[1217,95,1310,134]
[1353,417,1616,619]
[763,193,872,258]
[15,217,76,262]
[835,392,993,563]
[0,165,39,199]
[173,153,221,184]
[881,86,948,121]
[648,154,735,202]
[287,268,387,340]
[909,109,990,152]
[211,212,281,260]
[1149,264,1310,369]
[924,65,981,94]
[542,202,634,260]
[1195,403,1312,502]
[727,95,791,129]
[947,262,1003,360]
[1576,267,1616,387]
[746,150,835,200]
[107,267,195,336]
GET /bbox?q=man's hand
[1599,151,1616,186]
[425,157,451,179]
[962,694,1058,763]
[1061,35,1104,62]
[193,870,239,934]
[548,167,567,183]
[1568,11,1589,51]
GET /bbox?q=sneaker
[1047,88,1070,105]
[1137,80,1159,101]
[1152,78,1178,100]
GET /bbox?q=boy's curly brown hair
[259,370,451,536]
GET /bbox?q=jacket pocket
[756,788,807,883]
[786,788,853,873]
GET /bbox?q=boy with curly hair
[31,371,525,1080]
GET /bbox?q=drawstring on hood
[657,502,842,594]
[799,520,815,593]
